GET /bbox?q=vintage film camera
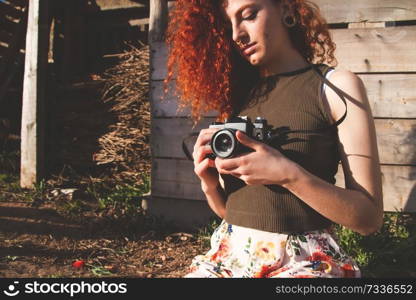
[208,116,272,159]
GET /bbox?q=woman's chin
[247,54,264,66]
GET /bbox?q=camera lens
[216,135,232,152]
[211,129,236,158]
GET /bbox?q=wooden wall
[148,0,416,228]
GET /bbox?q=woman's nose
[232,25,249,46]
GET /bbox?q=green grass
[0,152,150,224]
[0,172,48,204]
[334,211,416,277]
[86,263,114,277]
[86,173,150,218]
[195,217,221,248]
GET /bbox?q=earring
[283,14,297,27]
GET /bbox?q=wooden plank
[0,4,27,80]
[95,0,147,11]
[152,158,416,212]
[87,10,149,29]
[2,0,27,10]
[155,0,416,24]
[153,158,200,184]
[149,0,167,43]
[332,25,416,72]
[128,18,149,26]
[20,0,49,188]
[315,0,416,24]
[151,117,214,159]
[360,73,416,118]
[152,26,416,80]
[151,80,218,117]
[0,1,24,20]
[152,118,416,165]
[335,165,416,212]
[152,181,206,201]
[142,195,216,230]
[150,41,168,80]
[149,1,173,79]
[152,74,416,118]
[375,119,416,165]
[0,14,20,33]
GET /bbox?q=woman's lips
[243,43,257,56]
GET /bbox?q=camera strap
[181,64,348,161]
[182,132,200,161]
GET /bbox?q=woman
[164,0,383,278]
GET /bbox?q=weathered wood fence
[148,0,416,229]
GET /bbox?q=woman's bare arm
[201,176,227,219]
[282,69,383,235]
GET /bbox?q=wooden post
[149,0,168,43]
[144,0,168,211]
[21,0,49,188]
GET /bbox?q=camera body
[208,116,272,159]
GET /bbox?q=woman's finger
[193,128,218,151]
[195,144,213,164]
[216,156,242,171]
[207,158,216,168]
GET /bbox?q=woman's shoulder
[326,67,362,84]
[322,67,368,124]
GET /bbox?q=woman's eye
[242,11,257,21]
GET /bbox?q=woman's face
[222,0,291,68]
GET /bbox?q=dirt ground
[0,201,210,278]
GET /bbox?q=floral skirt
[184,219,361,278]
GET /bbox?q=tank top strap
[311,64,348,128]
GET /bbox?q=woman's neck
[259,49,310,78]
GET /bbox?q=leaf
[299,235,307,243]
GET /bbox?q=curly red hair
[164,0,338,126]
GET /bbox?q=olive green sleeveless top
[221,63,343,233]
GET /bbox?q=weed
[195,217,221,248]
[86,263,114,277]
[4,256,19,262]
[87,173,150,218]
[58,199,86,217]
[334,211,416,277]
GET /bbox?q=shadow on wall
[50,0,149,82]
[405,124,416,212]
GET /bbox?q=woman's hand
[215,130,296,186]
[193,128,221,192]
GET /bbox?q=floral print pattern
[184,219,361,278]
